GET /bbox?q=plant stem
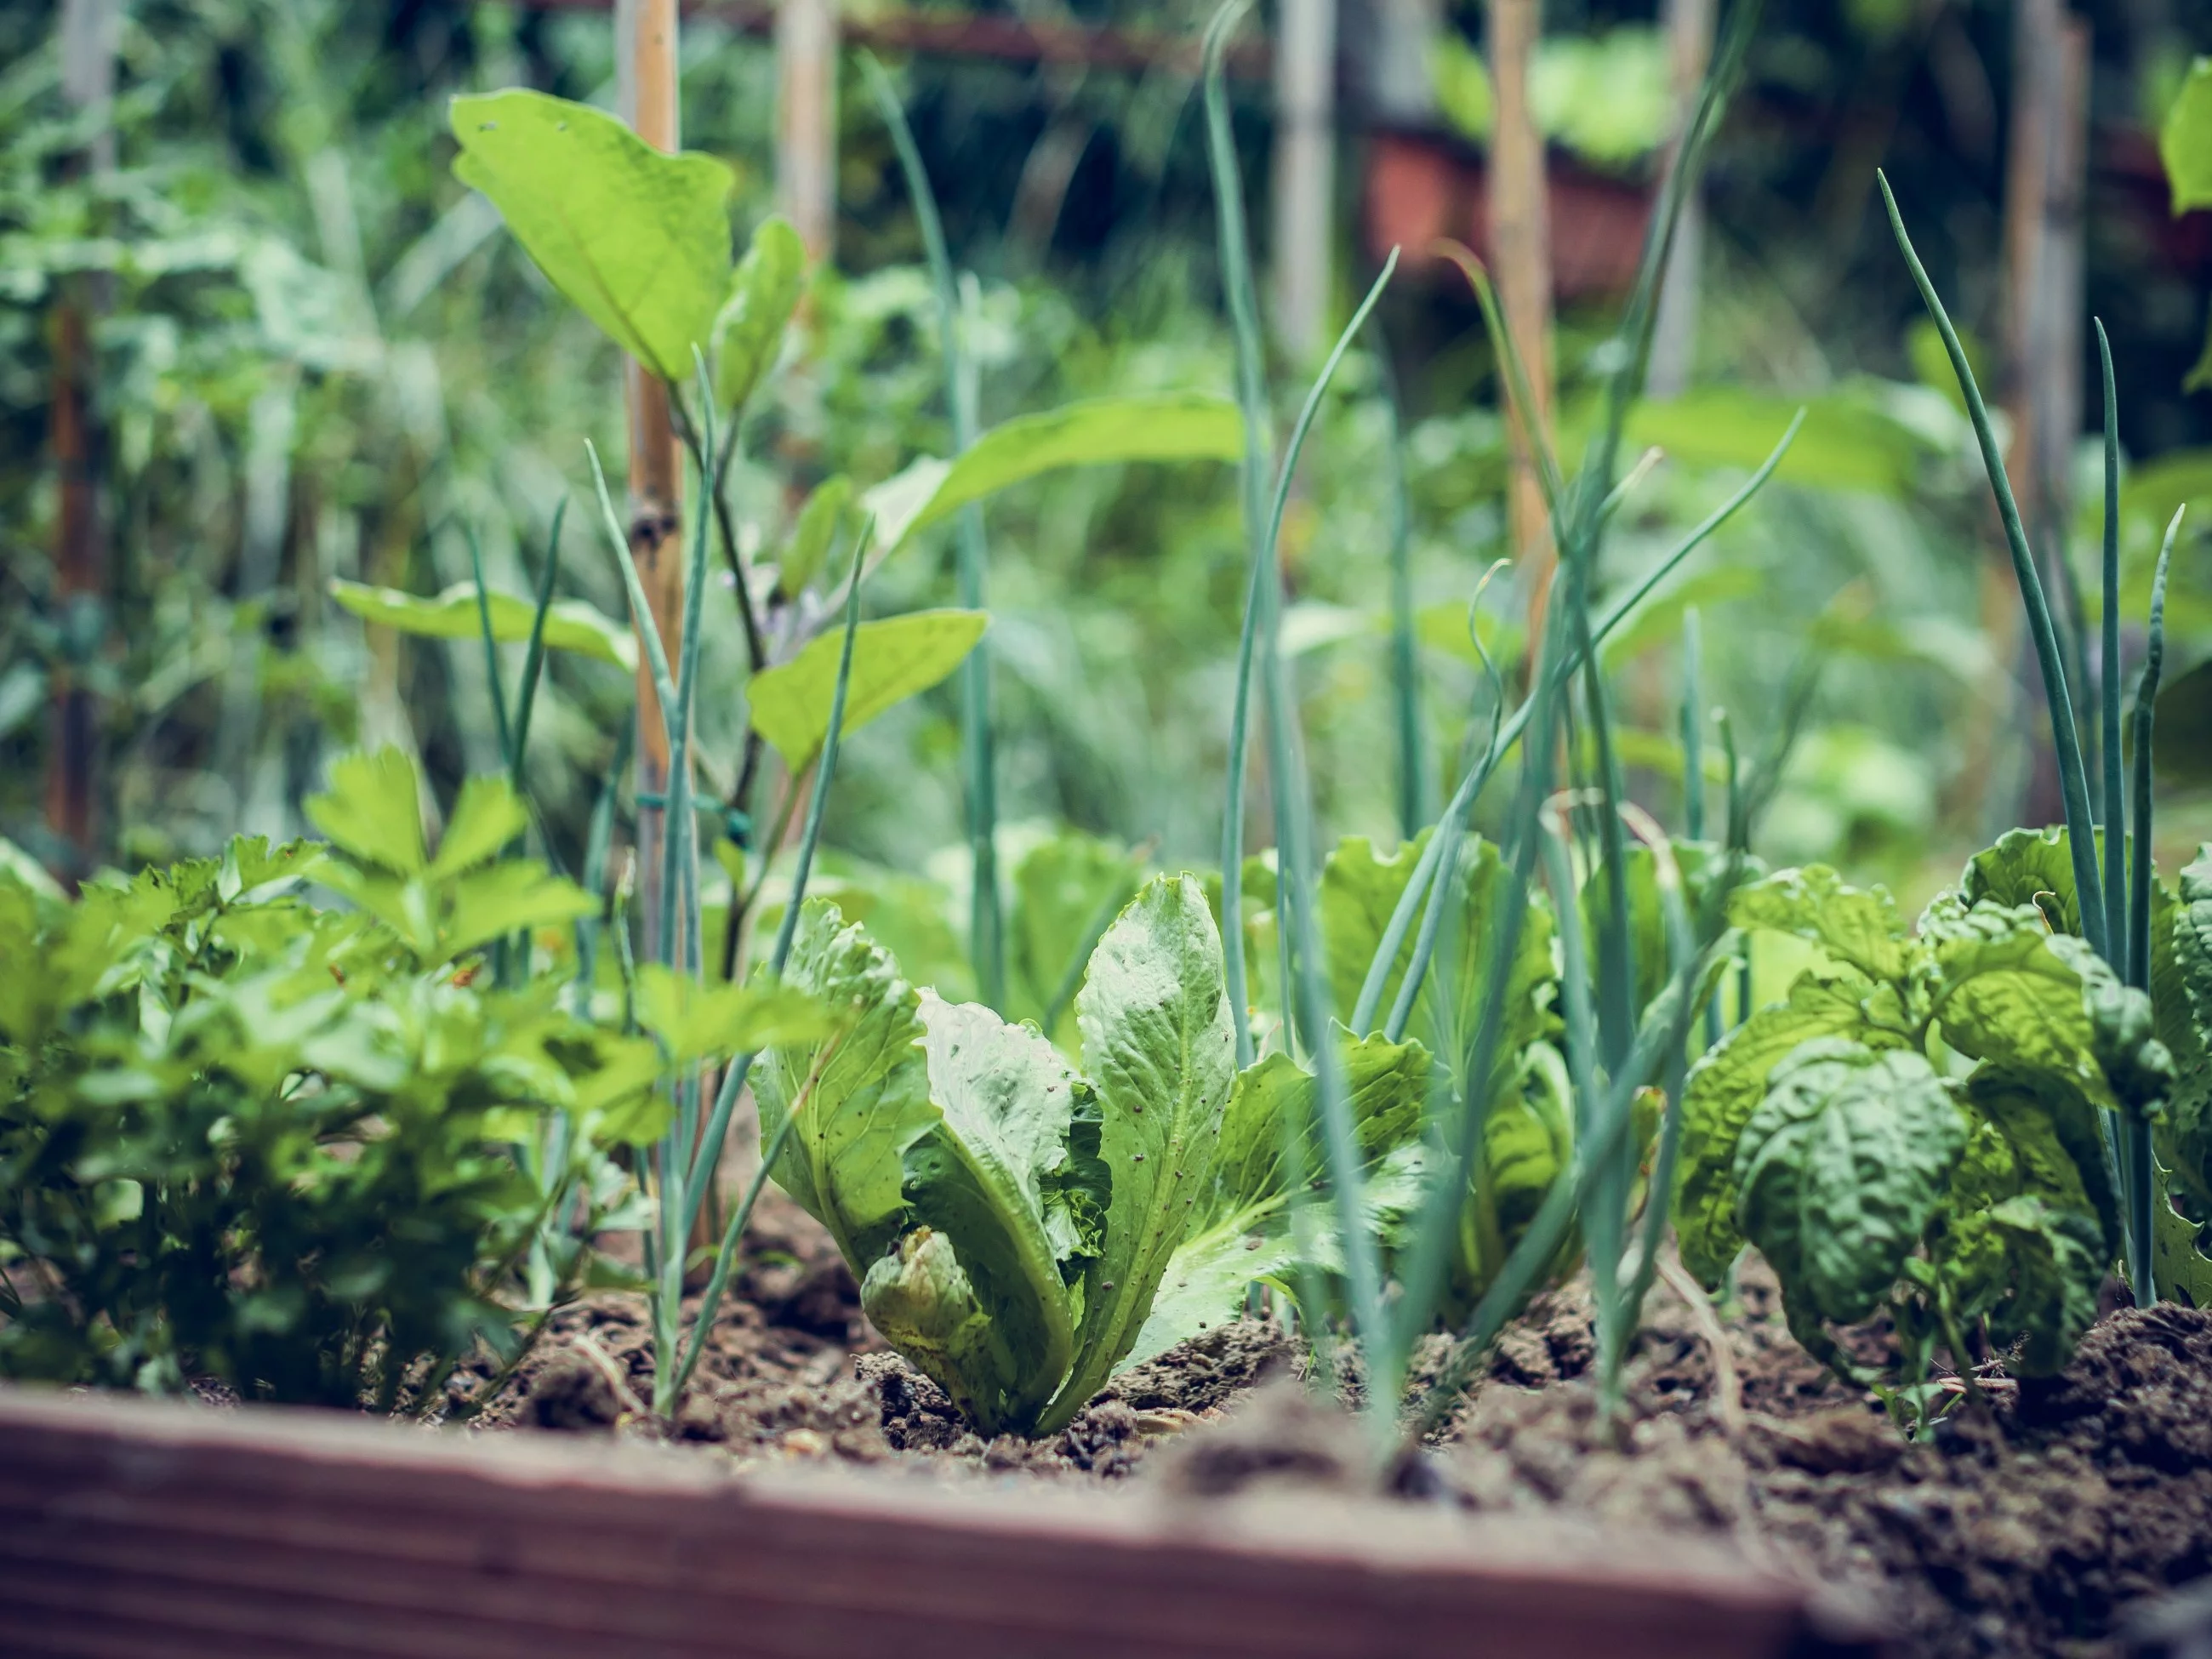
[1879,173,2106,965]
[2097,322,2126,981]
[863,54,1003,1011]
[1203,0,1276,1070]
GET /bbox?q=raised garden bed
[11,1195,2212,1659]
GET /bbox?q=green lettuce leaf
[1040,875,1234,1431]
[752,902,939,1267]
[1130,1028,1430,1365]
[887,993,1100,1431]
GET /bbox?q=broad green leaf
[449,89,733,381]
[1735,1038,1964,1326]
[1131,1029,1430,1365]
[1940,1196,2104,1376]
[428,776,531,880]
[1042,875,1234,1430]
[892,993,1097,1431]
[1563,385,1931,497]
[2155,1181,2212,1307]
[1317,832,1555,1103]
[777,475,852,601]
[746,610,989,771]
[2065,935,2175,1116]
[1730,864,1910,984]
[329,577,636,672]
[1928,902,2111,1107]
[306,748,425,875]
[2163,59,2212,213]
[753,902,940,1266]
[863,456,953,556]
[1673,972,1895,1286]
[2163,847,2212,1206]
[868,394,1244,556]
[711,215,807,412]
[1956,1063,2120,1262]
[631,966,831,1063]
[1006,830,1146,1033]
[1957,824,2088,935]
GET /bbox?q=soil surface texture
[456,1196,2212,1657]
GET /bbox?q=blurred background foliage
[4,0,2212,928]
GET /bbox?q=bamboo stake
[618,0,688,964]
[777,0,840,259]
[45,0,119,883]
[1269,0,1336,360]
[1485,0,1554,653]
[1645,0,1713,399]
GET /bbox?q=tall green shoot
[864,54,1004,1012]
[1882,174,2167,1303]
[1204,0,1276,1070]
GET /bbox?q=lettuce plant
[1674,841,2175,1419]
[754,875,1240,1434]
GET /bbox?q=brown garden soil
[450,1194,2212,1659]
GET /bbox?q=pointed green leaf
[441,861,598,960]
[329,578,637,671]
[1042,875,1235,1429]
[745,610,989,772]
[633,966,832,1063]
[306,748,425,875]
[712,215,807,412]
[2163,59,2212,214]
[1735,1038,1965,1326]
[448,89,733,381]
[777,475,852,601]
[866,394,1244,556]
[429,776,531,880]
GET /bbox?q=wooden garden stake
[1486,0,1555,651]
[1645,0,1713,400]
[778,0,841,259]
[617,0,688,963]
[1271,0,1335,360]
[45,0,119,883]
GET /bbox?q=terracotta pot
[0,1385,1881,1658]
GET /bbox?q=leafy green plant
[1673,845,2172,1422]
[0,757,666,1407]
[751,875,1236,1434]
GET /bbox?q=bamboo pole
[1645,0,1713,400]
[45,0,119,884]
[618,0,688,962]
[1486,0,1554,648]
[1270,0,1335,360]
[777,0,840,259]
